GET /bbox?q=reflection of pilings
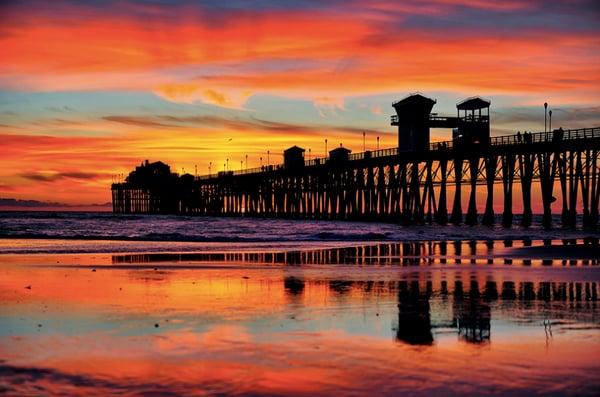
[396,281,433,345]
[284,277,305,296]
[110,240,600,267]
[284,276,305,305]
[454,281,491,343]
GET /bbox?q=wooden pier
[112,95,600,229]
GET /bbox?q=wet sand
[0,239,599,396]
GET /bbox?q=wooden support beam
[501,154,515,227]
[482,155,497,225]
[465,158,479,226]
[437,158,448,225]
[538,151,558,229]
[450,158,463,225]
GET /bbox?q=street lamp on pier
[544,102,548,133]
[363,131,366,151]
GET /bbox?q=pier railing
[197,127,599,180]
[115,126,600,228]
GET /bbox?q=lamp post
[308,148,311,161]
[549,110,552,132]
[377,136,380,150]
[260,157,263,167]
[363,131,366,151]
[325,139,328,156]
[267,151,270,165]
[209,162,212,175]
[544,102,548,133]
[226,158,229,171]
[245,155,248,170]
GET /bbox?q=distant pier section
[112,94,600,229]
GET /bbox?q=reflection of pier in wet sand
[112,238,600,267]
[282,276,597,345]
[109,240,599,346]
[2,238,599,396]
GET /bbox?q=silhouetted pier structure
[112,94,600,228]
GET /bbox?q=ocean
[0,211,597,252]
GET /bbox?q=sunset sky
[1,0,599,205]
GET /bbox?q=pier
[112,94,600,229]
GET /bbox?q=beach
[0,212,599,396]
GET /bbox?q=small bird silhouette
[228,138,233,142]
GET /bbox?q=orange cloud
[1,5,597,103]
[0,1,598,206]
[153,83,251,108]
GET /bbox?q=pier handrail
[196,127,599,180]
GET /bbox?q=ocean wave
[313,231,391,240]
[1,212,599,246]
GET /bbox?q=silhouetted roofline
[392,93,436,108]
[457,96,490,110]
[329,146,351,154]
[284,145,305,153]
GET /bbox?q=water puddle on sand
[0,239,599,396]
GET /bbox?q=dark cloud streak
[19,172,101,182]
[102,114,384,136]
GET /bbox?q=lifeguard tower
[391,94,436,152]
[453,97,491,147]
[283,146,305,169]
[391,94,491,152]
[329,145,351,163]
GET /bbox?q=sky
[0,0,599,206]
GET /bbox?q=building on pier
[391,93,491,151]
[111,94,600,229]
[283,146,305,169]
[454,97,491,147]
[329,145,351,164]
[391,93,436,152]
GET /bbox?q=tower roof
[329,146,351,155]
[284,145,305,154]
[392,93,436,109]
[457,96,490,110]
